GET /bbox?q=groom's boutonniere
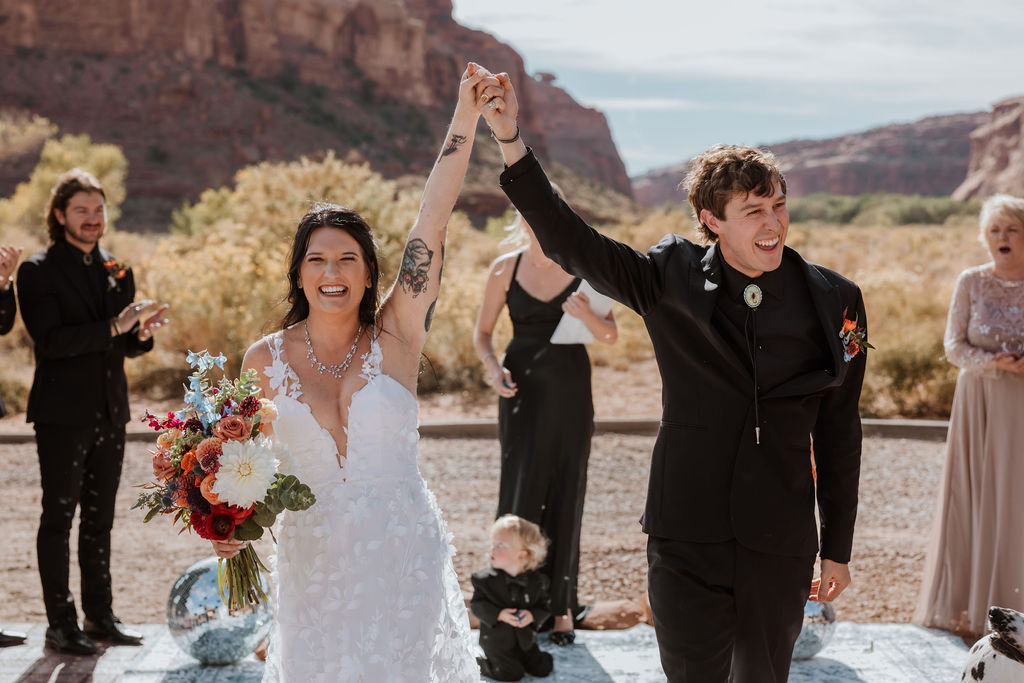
[839,307,872,362]
[104,259,129,291]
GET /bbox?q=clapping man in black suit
[0,243,29,648]
[17,169,168,655]
[473,74,867,682]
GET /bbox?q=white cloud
[454,0,1024,93]
[451,0,1024,173]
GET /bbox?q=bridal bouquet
[133,350,316,610]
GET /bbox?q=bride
[210,64,490,681]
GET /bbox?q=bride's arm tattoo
[424,245,445,332]
[440,133,468,159]
[399,238,435,297]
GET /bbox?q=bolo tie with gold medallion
[743,283,763,445]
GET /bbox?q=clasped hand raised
[471,69,519,142]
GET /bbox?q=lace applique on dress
[263,331,303,400]
[359,328,383,382]
[945,265,1024,378]
[260,327,477,683]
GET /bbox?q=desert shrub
[0,109,57,160]
[865,340,959,418]
[0,133,128,239]
[788,192,981,227]
[788,193,867,224]
[0,336,33,414]
[793,221,988,417]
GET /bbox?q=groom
[474,74,866,682]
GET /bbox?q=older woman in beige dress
[914,194,1024,638]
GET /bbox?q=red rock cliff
[632,112,987,206]
[953,96,1024,200]
[0,0,630,227]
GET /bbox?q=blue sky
[452,0,1024,176]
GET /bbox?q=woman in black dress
[474,200,617,645]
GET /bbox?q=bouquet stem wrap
[218,543,271,610]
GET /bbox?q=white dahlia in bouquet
[133,350,316,609]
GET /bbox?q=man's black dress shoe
[83,615,143,646]
[0,629,27,647]
[44,625,98,655]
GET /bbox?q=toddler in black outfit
[471,515,554,681]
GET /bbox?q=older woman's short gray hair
[979,194,1024,241]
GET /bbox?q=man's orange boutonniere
[840,308,872,362]
[104,259,129,291]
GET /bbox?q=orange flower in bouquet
[133,350,316,609]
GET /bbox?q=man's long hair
[44,168,106,244]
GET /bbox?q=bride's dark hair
[279,204,381,331]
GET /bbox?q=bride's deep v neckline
[273,333,416,469]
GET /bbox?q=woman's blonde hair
[500,181,566,251]
[491,514,549,572]
[979,194,1024,243]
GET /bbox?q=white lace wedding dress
[259,330,479,682]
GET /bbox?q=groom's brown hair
[682,145,786,243]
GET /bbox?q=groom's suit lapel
[686,243,750,380]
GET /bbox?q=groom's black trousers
[35,416,125,628]
[647,536,815,683]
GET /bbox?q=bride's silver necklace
[304,320,363,380]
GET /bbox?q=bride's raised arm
[381,63,491,352]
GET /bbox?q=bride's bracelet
[490,125,520,145]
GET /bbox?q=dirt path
[0,432,942,625]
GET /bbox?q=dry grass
[0,138,994,418]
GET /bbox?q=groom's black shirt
[714,251,832,395]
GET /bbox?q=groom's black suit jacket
[500,151,866,562]
[17,241,152,426]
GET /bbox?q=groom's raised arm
[475,72,663,316]
[499,151,661,315]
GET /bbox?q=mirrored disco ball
[167,556,273,665]
[791,599,837,660]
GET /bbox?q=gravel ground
[0,432,944,625]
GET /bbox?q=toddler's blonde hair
[491,514,549,572]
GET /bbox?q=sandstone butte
[632,112,989,207]
[0,0,631,231]
[953,96,1024,201]
[633,95,1024,208]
